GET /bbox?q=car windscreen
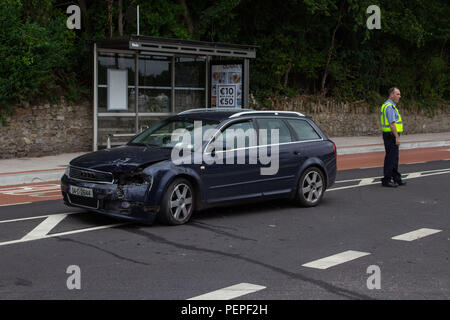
[128,118,220,149]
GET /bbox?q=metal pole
[171,56,175,113]
[244,59,250,109]
[137,5,140,36]
[135,53,139,133]
[93,43,98,151]
[205,56,210,108]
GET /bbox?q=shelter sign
[211,62,243,108]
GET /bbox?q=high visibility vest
[380,102,403,133]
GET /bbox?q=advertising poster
[211,62,243,108]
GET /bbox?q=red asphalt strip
[337,146,450,171]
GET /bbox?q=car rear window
[286,119,321,141]
[256,118,293,144]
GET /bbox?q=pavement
[0,132,449,187]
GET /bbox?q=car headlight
[120,173,153,188]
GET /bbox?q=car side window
[286,119,321,141]
[256,118,293,145]
[220,120,257,149]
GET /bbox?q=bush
[0,0,77,122]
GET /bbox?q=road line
[187,283,266,300]
[334,168,450,184]
[328,168,450,192]
[391,228,442,241]
[358,178,374,186]
[0,223,127,247]
[406,172,421,179]
[0,202,32,207]
[0,212,79,224]
[302,250,371,270]
[21,214,68,241]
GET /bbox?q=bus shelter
[92,35,257,150]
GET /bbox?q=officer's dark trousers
[382,132,402,184]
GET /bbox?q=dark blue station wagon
[61,109,337,225]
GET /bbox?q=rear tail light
[333,142,337,159]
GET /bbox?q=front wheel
[295,167,325,207]
[158,178,194,225]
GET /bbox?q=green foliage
[0,0,77,119]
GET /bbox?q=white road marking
[187,283,266,300]
[302,250,371,270]
[0,212,79,224]
[21,214,68,241]
[0,202,32,207]
[406,172,421,179]
[0,223,127,247]
[391,228,442,241]
[358,178,374,186]
[329,168,450,192]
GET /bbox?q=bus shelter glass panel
[138,55,172,113]
[98,87,137,112]
[137,116,169,133]
[175,57,206,113]
[139,55,171,87]
[138,89,171,113]
[97,52,136,113]
[98,117,136,148]
[175,57,205,87]
[175,90,205,113]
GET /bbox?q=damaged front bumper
[60,174,159,224]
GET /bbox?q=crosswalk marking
[391,228,442,241]
[187,283,266,300]
[302,250,371,270]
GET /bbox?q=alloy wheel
[301,170,324,204]
[169,183,193,221]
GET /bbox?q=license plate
[69,185,94,198]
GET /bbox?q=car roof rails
[229,110,305,118]
[178,108,253,115]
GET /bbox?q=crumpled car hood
[70,145,172,174]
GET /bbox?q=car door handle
[293,151,301,155]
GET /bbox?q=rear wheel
[295,167,325,207]
[158,178,194,225]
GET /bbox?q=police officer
[380,87,406,187]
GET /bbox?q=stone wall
[0,100,92,159]
[0,97,449,159]
[256,96,450,137]
[304,109,450,137]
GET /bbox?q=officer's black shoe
[395,180,407,186]
[382,181,398,188]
